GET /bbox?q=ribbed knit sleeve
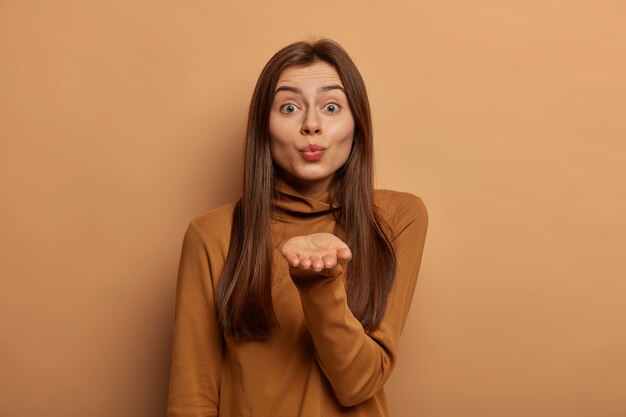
[168,221,223,417]
[289,194,428,407]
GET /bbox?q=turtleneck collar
[272,178,340,217]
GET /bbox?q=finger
[321,253,337,269]
[337,247,352,261]
[280,245,294,257]
[286,253,300,267]
[298,255,312,269]
[280,248,300,267]
[310,256,325,272]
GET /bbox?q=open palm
[280,233,352,272]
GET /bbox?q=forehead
[276,61,343,87]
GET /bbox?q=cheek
[338,137,354,164]
[268,116,292,169]
[268,113,280,141]
[338,121,355,165]
[331,118,355,149]
[331,129,354,169]
[269,115,286,151]
[269,112,295,145]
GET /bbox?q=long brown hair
[216,38,397,340]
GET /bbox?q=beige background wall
[1,1,625,416]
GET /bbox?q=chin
[293,170,330,182]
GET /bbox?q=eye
[324,103,341,113]
[280,103,298,113]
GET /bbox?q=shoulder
[374,189,428,220]
[374,189,428,234]
[191,202,236,231]
[186,202,236,252]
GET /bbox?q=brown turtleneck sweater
[167,182,428,417]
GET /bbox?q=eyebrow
[274,84,346,95]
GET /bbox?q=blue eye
[325,103,340,113]
[281,104,297,113]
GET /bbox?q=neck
[277,171,334,199]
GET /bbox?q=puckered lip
[299,144,327,152]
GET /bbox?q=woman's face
[269,61,355,197]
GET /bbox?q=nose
[301,110,321,136]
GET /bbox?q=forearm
[291,265,394,407]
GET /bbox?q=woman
[168,38,428,417]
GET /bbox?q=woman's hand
[280,233,352,272]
